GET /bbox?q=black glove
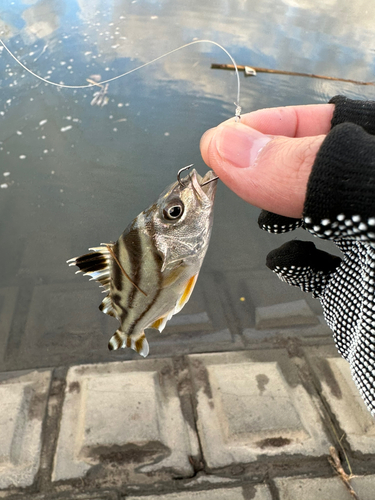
[259,96,375,417]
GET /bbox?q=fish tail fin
[108,330,149,358]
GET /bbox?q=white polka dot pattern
[304,214,375,242]
[260,219,303,234]
[266,212,375,416]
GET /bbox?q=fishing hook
[177,164,193,187]
[201,175,219,186]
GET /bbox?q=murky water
[1,0,375,370]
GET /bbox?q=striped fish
[67,168,217,357]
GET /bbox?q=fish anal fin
[151,316,167,330]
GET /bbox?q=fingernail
[215,123,272,168]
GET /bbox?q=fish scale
[67,168,217,357]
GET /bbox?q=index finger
[226,103,335,137]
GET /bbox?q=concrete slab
[52,359,200,482]
[126,484,272,500]
[16,282,119,370]
[188,351,330,469]
[305,345,375,453]
[0,369,51,489]
[255,300,319,329]
[0,286,18,364]
[275,475,354,500]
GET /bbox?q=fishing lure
[67,167,218,356]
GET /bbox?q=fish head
[143,169,218,269]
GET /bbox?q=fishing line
[0,38,241,119]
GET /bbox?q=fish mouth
[196,170,218,200]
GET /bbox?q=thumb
[200,122,325,218]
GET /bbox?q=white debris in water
[113,128,118,132]
[39,119,47,126]
[60,189,64,193]
[164,132,170,136]
[19,155,26,159]
[16,130,22,135]
[60,125,72,132]
[151,16,158,19]
[65,116,72,120]
[51,170,55,174]
[117,103,123,107]
[43,149,48,154]
[3,172,10,177]
[0,112,4,116]
[1,183,8,189]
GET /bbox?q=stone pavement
[1,340,375,500]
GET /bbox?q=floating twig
[211,63,375,86]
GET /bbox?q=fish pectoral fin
[108,330,149,358]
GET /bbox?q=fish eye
[163,200,184,220]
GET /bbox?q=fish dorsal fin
[67,244,112,292]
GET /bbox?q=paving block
[126,484,272,500]
[255,299,319,329]
[52,359,199,482]
[243,316,332,343]
[188,351,330,469]
[0,369,51,489]
[275,475,355,500]
[305,345,375,454]
[21,492,119,500]
[351,474,375,499]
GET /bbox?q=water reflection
[0,0,375,370]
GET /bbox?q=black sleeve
[302,120,375,243]
[329,95,375,135]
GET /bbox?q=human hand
[200,98,375,417]
[200,104,334,218]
